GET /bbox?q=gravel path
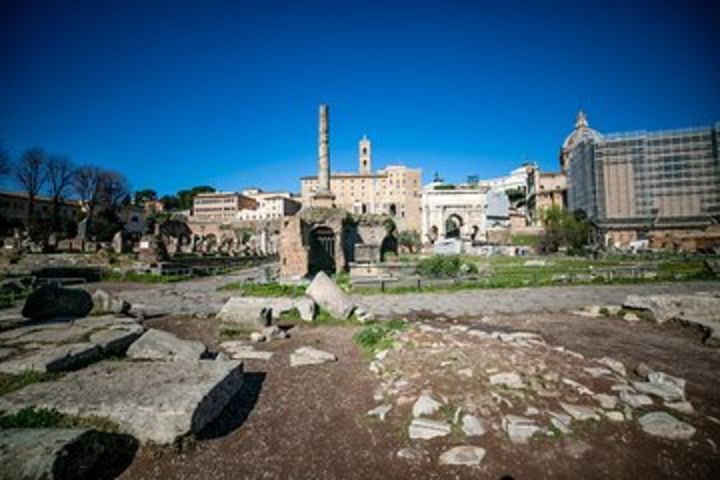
[353,282,720,318]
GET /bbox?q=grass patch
[0,371,58,396]
[102,271,194,283]
[0,406,120,432]
[353,319,406,353]
[219,282,306,297]
[219,326,254,339]
[511,234,540,246]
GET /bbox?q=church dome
[561,110,602,151]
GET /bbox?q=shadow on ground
[197,371,266,440]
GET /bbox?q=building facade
[301,136,422,232]
[0,190,81,228]
[421,181,488,243]
[526,166,567,226]
[238,188,301,221]
[191,192,257,221]
[562,111,720,246]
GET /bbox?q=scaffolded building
[561,111,720,246]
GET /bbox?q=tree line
[0,143,130,241]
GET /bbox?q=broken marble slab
[0,342,101,374]
[0,359,244,445]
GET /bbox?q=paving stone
[0,342,101,374]
[604,411,626,422]
[665,400,695,415]
[461,414,486,436]
[220,341,274,360]
[502,415,539,444]
[619,390,654,408]
[0,360,244,445]
[594,393,618,410]
[489,372,525,389]
[631,381,684,402]
[597,357,627,376]
[438,446,486,466]
[560,402,600,421]
[412,393,442,418]
[408,418,451,439]
[638,412,696,440]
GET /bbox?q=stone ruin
[278,208,399,281]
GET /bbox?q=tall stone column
[318,104,330,193]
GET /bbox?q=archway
[445,214,463,238]
[309,226,336,275]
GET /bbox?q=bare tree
[0,143,10,178]
[97,170,131,210]
[45,155,76,231]
[15,147,48,222]
[74,165,103,231]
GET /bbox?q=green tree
[397,230,421,253]
[539,206,589,254]
[134,189,157,206]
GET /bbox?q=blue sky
[1,0,718,196]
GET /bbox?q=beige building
[191,192,257,221]
[301,136,422,232]
[526,167,567,225]
[238,188,301,221]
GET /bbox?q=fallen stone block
[90,289,131,315]
[220,341,274,360]
[305,271,355,320]
[289,346,337,367]
[0,428,137,480]
[21,285,93,321]
[296,296,316,322]
[412,393,443,418]
[0,343,101,374]
[0,360,244,445]
[126,328,207,361]
[89,325,144,355]
[216,297,294,328]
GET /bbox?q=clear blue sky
[1,0,718,196]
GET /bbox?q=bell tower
[359,134,372,174]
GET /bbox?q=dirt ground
[118,311,720,480]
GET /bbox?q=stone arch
[445,214,463,238]
[309,226,336,276]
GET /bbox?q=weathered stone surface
[597,356,626,376]
[220,341,274,360]
[489,372,525,389]
[502,415,539,444]
[548,411,572,433]
[648,371,686,392]
[665,401,695,415]
[89,325,144,355]
[305,271,355,319]
[638,412,696,440]
[0,347,15,360]
[594,393,618,410]
[21,285,93,321]
[296,296,316,322]
[0,428,136,480]
[438,446,486,466]
[0,360,244,445]
[289,346,337,367]
[90,289,131,315]
[408,418,451,439]
[461,414,486,436]
[560,402,600,421]
[619,390,654,408]
[412,393,442,418]
[126,329,207,361]
[632,380,684,402]
[216,297,280,328]
[0,343,101,374]
[604,411,625,422]
[261,325,288,341]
